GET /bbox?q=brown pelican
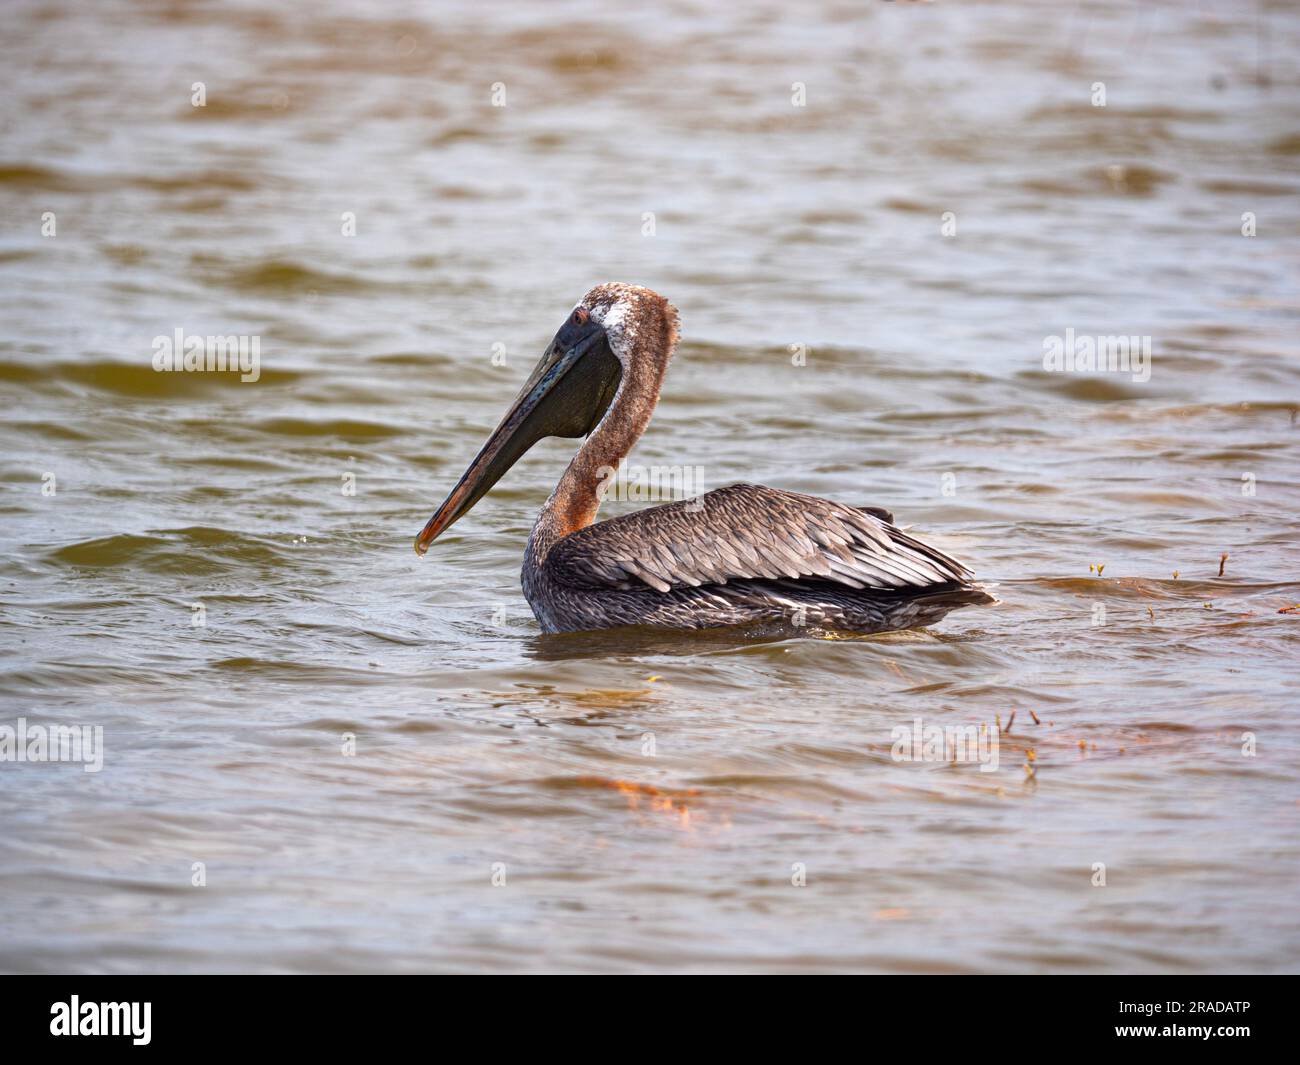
[415,283,991,634]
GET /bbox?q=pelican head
[414,283,676,554]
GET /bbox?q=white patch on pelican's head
[579,282,658,363]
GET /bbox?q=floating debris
[1029,708,1041,726]
[1005,710,1016,734]
[1218,553,1228,577]
[1172,570,1180,579]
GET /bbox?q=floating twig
[1218,553,1228,577]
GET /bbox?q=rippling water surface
[2,0,1299,973]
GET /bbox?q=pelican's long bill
[414,310,622,555]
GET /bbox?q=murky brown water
[2,0,1299,973]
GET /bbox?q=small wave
[1019,371,1148,402]
[0,163,83,191]
[48,527,290,574]
[0,357,299,397]
[190,256,390,296]
[1019,163,1176,198]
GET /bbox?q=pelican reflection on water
[415,283,992,634]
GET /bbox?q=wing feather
[544,483,972,594]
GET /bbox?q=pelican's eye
[572,307,590,326]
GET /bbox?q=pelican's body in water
[416,283,991,634]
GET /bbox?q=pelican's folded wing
[544,483,971,593]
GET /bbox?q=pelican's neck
[528,330,672,565]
